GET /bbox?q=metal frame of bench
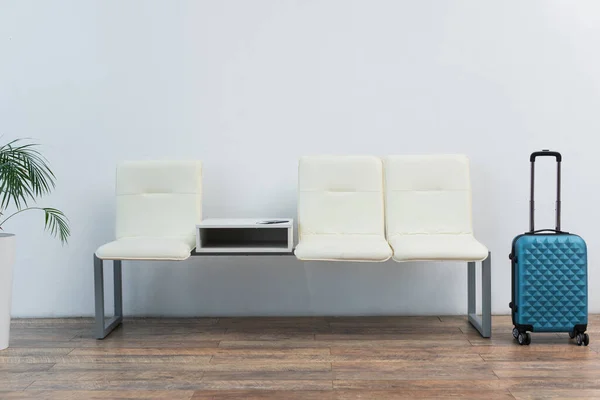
[93,251,492,339]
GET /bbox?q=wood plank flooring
[0,315,598,399]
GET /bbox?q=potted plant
[0,138,69,350]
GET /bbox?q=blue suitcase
[509,150,589,346]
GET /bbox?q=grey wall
[1,0,599,317]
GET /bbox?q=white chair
[294,155,392,262]
[383,154,491,336]
[94,160,202,338]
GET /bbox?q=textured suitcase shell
[513,233,588,332]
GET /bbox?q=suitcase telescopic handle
[530,149,562,232]
[530,150,562,162]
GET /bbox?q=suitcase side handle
[530,149,562,232]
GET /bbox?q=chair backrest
[297,155,386,238]
[115,160,202,239]
[383,154,473,238]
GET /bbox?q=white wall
[1,0,600,317]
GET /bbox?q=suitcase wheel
[576,333,590,346]
[512,327,519,339]
[517,332,531,346]
[569,330,576,339]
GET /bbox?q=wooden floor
[0,315,599,399]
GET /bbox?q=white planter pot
[0,233,15,350]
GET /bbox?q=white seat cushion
[294,235,392,262]
[383,154,488,262]
[116,161,202,239]
[389,234,488,262]
[95,160,202,261]
[295,155,390,262]
[95,236,195,261]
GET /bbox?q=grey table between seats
[94,249,491,340]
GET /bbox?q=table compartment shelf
[195,218,294,253]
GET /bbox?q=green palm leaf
[44,208,70,244]
[0,139,56,209]
[0,138,70,244]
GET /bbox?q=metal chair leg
[94,254,123,339]
[467,251,492,338]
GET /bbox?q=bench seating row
[95,155,488,263]
[93,154,492,340]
